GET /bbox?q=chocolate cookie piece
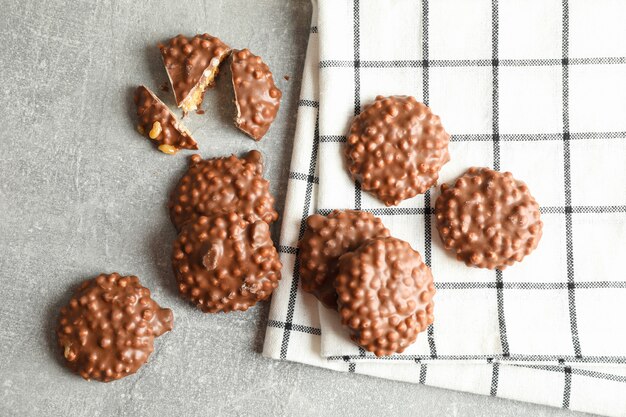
[134,85,198,155]
[231,49,282,141]
[345,95,451,206]
[172,213,282,313]
[56,273,174,382]
[335,237,435,357]
[435,167,543,270]
[298,210,390,309]
[168,151,277,231]
[159,34,231,114]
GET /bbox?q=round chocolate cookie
[434,167,543,270]
[56,273,174,382]
[168,151,278,231]
[345,95,451,206]
[335,237,435,357]
[171,213,282,313]
[298,210,390,309]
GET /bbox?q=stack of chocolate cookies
[168,151,282,313]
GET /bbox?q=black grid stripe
[352,0,362,210]
[491,0,500,172]
[310,26,318,34]
[490,362,500,396]
[518,364,626,384]
[421,0,437,360]
[419,362,428,384]
[298,99,320,108]
[451,131,626,142]
[328,354,626,363]
[319,56,626,69]
[320,135,348,143]
[490,0,509,364]
[318,205,626,217]
[318,207,430,216]
[435,281,626,290]
[289,171,319,184]
[562,366,572,409]
[541,205,626,214]
[495,270,510,357]
[561,0,582,359]
[279,113,320,359]
[267,320,322,336]
[277,245,299,255]
[322,130,626,144]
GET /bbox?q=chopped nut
[158,144,178,155]
[136,124,145,135]
[149,121,162,139]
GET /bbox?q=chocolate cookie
[171,213,282,313]
[168,151,277,231]
[134,85,198,155]
[434,167,543,270]
[345,95,451,206]
[230,49,282,141]
[56,273,173,382]
[298,210,390,309]
[335,237,435,357]
[159,34,231,114]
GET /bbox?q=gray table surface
[0,1,597,416]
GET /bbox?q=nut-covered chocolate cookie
[134,85,198,155]
[159,34,231,113]
[335,237,435,357]
[298,210,390,309]
[168,151,278,231]
[231,49,282,141]
[56,273,174,382]
[435,167,543,270]
[172,213,282,313]
[345,95,451,206]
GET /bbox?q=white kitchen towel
[316,0,626,363]
[263,0,626,415]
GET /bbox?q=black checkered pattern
[264,1,626,415]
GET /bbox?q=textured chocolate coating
[56,273,174,382]
[231,49,282,141]
[335,237,435,357]
[435,167,543,270]
[168,151,277,231]
[172,213,282,313]
[298,210,390,309]
[159,34,231,113]
[345,95,451,206]
[134,85,198,154]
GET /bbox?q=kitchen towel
[264,0,626,415]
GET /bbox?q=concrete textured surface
[0,0,596,416]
